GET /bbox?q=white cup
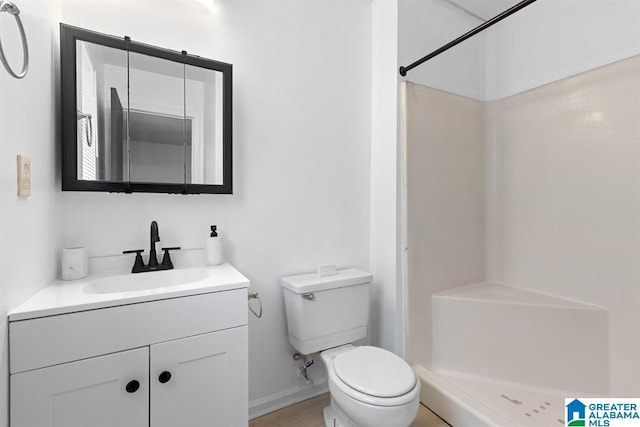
[61,247,88,280]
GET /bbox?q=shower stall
[400,1,640,425]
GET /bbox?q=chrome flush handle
[301,293,315,301]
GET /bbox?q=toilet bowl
[320,345,420,427]
[281,268,420,427]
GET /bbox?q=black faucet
[149,221,160,267]
[123,221,180,273]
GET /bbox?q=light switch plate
[17,154,31,197]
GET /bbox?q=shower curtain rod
[399,0,538,76]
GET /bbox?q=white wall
[398,0,640,102]
[60,0,372,415]
[0,1,62,425]
[486,0,640,100]
[398,0,485,100]
[370,0,400,354]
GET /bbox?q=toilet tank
[281,268,372,355]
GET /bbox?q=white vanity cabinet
[150,328,247,427]
[12,347,150,427]
[9,278,249,427]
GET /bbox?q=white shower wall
[403,82,485,366]
[485,55,640,396]
[405,55,640,398]
[402,0,640,399]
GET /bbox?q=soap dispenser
[205,225,224,266]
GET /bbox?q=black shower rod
[399,0,538,76]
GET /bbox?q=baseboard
[249,378,329,420]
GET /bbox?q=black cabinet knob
[158,370,172,384]
[125,379,140,393]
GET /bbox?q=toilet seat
[328,346,419,407]
[334,346,417,397]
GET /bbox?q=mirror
[61,24,232,194]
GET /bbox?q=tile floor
[249,393,450,427]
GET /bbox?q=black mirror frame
[60,24,233,194]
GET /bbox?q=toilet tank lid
[281,268,372,293]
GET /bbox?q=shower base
[415,364,576,426]
[418,282,609,426]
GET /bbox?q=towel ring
[248,291,262,319]
[0,1,29,79]
[77,110,93,147]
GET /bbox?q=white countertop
[9,263,249,321]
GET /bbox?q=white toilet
[281,268,420,427]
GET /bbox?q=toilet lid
[333,346,417,398]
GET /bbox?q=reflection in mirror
[127,51,185,184]
[186,64,224,185]
[75,43,226,185]
[76,40,128,181]
[128,111,192,183]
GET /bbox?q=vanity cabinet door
[150,326,248,427]
[10,347,149,427]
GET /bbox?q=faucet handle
[161,247,180,269]
[123,249,145,273]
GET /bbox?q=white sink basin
[9,263,250,321]
[84,268,209,294]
